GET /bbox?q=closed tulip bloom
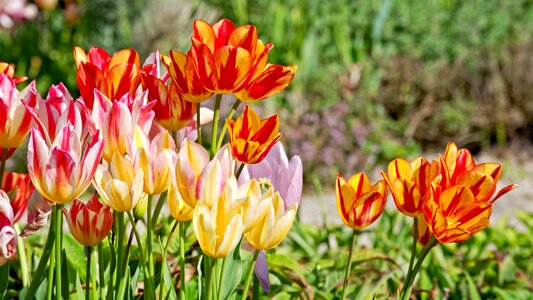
[240,179,271,232]
[167,183,194,222]
[62,195,113,247]
[28,125,104,205]
[335,173,387,230]
[193,177,244,258]
[2,172,33,223]
[141,71,196,131]
[73,46,141,109]
[227,105,282,164]
[244,188,297,250]
[91,91,155,162]
[381,158,440,217]
[93,152,146,212]
[423,185,493,244]
[0,190,17,266]
[132,127,175,195]
[0,73,37,149]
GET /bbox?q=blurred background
[1,0,532,187]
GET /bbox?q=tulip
[91,91,155,162]
[167,184,194,222]
[62,194,113,247]
[193,176,244,258]
[93,152,146,212]
[27,125,104,205]
[335,173,387,230]
[2,172,33,223]
[0,74,37,150]
[381,158,440,217]
[244,187,297,250]
[73,46,141,109]
[0,62,27,84]
[413,217,432,246]
[20,190,51,237]
[0,190,16,266]
[141,71,196,131]
[227,105,282,164]
[239,179,271,232]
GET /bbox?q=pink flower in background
[0,0,37,29]
[0,190,16,266]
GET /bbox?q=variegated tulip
[62,194,113,247]
[25,83,93,146]
[91,91,155,162]
[227,105,282,164]
[187,19,296,99]
[239,179,271,232]
[381,158,440,217]
[20,190,51,237]
[0,62,27,84]
[193,176,244,258]
[414,217,432,246]
[0,190,17,266]
[28,124,103,205]
[244,187,297,250]
[167,182,194,222]
[0,73,37,150]
[132,126,175,195]
[92,152,146,212]
[2,172,33,223]
[73,46,141,109]
[141,70,196,131]
[335,173,387,230]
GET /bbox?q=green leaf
[196,255,203,299]
[0,262,9,298]
[220,244,243,300]
[464,272,481,300]
[499,255,516,285]
[75,271,84,300]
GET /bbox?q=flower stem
[241,251,260,300]
[85,246,92,300]
[196,104,202,145]
[151,191,167,227]
[46,243,54,300]
[210,94,222,155]
[216,99,241,149]
[402,217,419,296]
[114,212,125,300]
[179,222,186,300]
[98,243,105,300]
[236,163,246,179]
[127,211,155,299]
[206,257,216,300]
[340,230,357,300]
[0,147,7,187]
[14,224,29,286]
[146,195,154,279]
[54,204,63,299]
[24,214,55,300]
[217,256,228,300]
[159,220,178,300]
[400,235,438,300]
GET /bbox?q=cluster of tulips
[0,19,302,299]
[336,142,517,299]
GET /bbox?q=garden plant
[0,13,529,300]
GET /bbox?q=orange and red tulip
[2,172,33,223]
[335,173,387,230]
[0,62,27,84]
[227,105,282,164]
[73,46,141,109]
[62,194,113,247]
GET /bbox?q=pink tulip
[0,73,38,151]
[0,190,16,266]
[62,194,113,247]
[20,190,51,237]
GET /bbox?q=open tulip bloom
[0,17,519,300]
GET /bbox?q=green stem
[210,94,222,155]
[216,257,227,300]
[14,224,29,286]
[196,104,202,145]
[340,230,357,300]
[400,236,438,300]
[252,273,260,300]
[159,220,179,300]
[403,217,419,296]
[24,214,56,300]
[216,99,241,149]
[114,213,125,300]
[151,191,167,228]
[235,163,246,179]
[0,147,8,185]
[46,243,55,300]
[241,251,260,300]
[127,211,155,300]
[85,246,92,300]
[0,262,9,299]
[54,205,63,299]
[146,195,154,279]
[179,222,186,300]
[97,243,105,300]
[122,221,136,275]
[206,257,216,300]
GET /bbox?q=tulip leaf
[75,271,84,300]
[196,256,203,300]
[220,243,244,300]
[0,262,9,298]
[499,255,516,285]
[61,249,70,299]
[464,272,481,300]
